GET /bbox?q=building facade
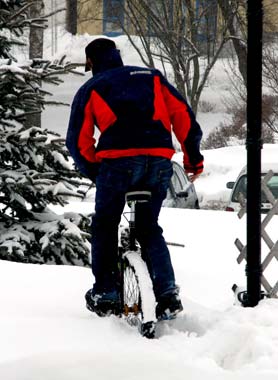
[76,1,278,38]
[77,0,125,36]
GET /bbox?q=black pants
[91,155,176,299]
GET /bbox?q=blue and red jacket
[66,61,204,179]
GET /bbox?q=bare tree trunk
[29,0,44,59]
[217,0,247,87]
[27,0,45,128]
[66,0,77,35]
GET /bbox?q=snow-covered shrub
[0,0,90,265]
[202,99,275,149]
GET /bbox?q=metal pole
[245,0,263,307]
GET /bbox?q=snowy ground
[1,207,278,380]
[1,30,278,379]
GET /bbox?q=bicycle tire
[120,250,157,338]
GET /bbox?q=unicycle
[118,191,157,339]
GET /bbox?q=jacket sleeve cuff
[184,161,204,175]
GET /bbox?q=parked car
[163,161,200,209]
[225,163,278,213]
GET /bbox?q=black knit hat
[85,38,117,72]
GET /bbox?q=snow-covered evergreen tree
[0,0,91,266]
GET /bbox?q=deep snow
[1,29,278,380]
[1,205,278,380]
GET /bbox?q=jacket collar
[92,49,123,75]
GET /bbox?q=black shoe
[156,289,183,321]
[85,289,121,317]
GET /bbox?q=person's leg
[86,159,135,315]
[135,157,183,320]
[135,199,176,298]
[134,157,176,297]
[91,160,131,294]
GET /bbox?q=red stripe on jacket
[95,147,175,161]
[91,90,117,133]
[78,90,117,163]
[78,92,96,163]
[153,76,171,131]
[160,82,192,168]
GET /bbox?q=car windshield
[232,174,278,202]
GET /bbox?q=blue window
[195,0,218,42]
[103,0,124,36]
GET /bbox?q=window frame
[103,0,124,37]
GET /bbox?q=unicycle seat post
[125,191,152,251]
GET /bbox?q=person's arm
[66,87,99,181]
[159,75,204,180]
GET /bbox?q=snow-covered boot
[156,288,183,321]
[85,288,121,317]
